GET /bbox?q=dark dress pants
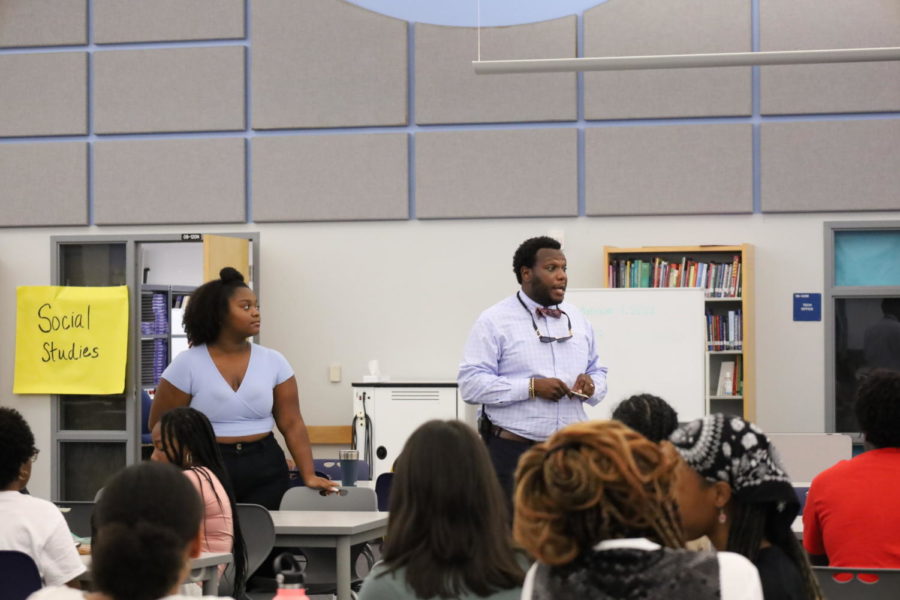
[486,435,535,507]
[218,432,290,510]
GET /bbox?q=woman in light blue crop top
[149,267,334,509]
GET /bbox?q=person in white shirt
[513,420,763,600]
[30,461,232,600]
[0,407,85,588]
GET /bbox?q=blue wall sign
[793,293,822,322]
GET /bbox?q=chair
[219,504,275,598]
[375,472,393,512]
[0,551,42,600]
[312,459,343,481]
[279,486,379,596]
[813,566,900,599]
[56,500,95,538]
[793,485,810,513]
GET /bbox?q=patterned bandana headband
[669,414,798,519]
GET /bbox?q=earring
[718,508,727,525]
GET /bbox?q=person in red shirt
[803,369,900,567]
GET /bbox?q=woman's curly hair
[513,420,684,566]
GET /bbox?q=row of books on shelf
[607,256,742,298]
[707,309,742,351]
[715,356,743,396]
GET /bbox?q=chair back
[55,500,95,538]
[0,551,42,600]
[312,459,343,481]
[813,566,900,600]
[280,486,378,512]
[219,503,275,596]
[375,472,393,512]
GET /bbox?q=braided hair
[159,407,247,597]
[612,394,679,443]
[514,420,684,566]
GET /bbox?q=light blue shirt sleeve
[458,312,531,406]
[160,346,196,394]
[270,348,295,385]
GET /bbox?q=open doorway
[50,233,258,499]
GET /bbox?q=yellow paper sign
[14,286,129,395]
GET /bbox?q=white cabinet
[352,383,464,481]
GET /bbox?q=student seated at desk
[612,393,679,443]
[515,420,762,600]
[358,420,525,600]
[803,369,900,568]
[671,415,822,600]
[30,461,233,600]
[0,407,85,588]
[151,407,247,597]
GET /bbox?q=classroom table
[79,551,232,594]
[270,510,388,600]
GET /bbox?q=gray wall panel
[94,46,244,134]
[416,129,577,219]
[585,124,752,215]
[253,133,408,222]
[0,0,86,48]
[415,19,576,124]
[0,53,87,136]
[761,120,900,212]
[94,0,244,43]
[584,0,750,119]
[93,138,245,224]
[252,0,407,129]
[760,0,900,115]
[0,142,87,226]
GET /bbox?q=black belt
[218,433,272,452]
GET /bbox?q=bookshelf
[602,245,755,420]
[139,285,193,458]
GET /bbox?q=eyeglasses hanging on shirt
[517,291,573,343]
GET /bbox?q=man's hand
[570,373,596,399]
[533,377,570,401]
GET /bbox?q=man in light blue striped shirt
[458,236,608,499]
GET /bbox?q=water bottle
[339,448,360,487]
[273,552,308,599]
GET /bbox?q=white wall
[3,211,897,496]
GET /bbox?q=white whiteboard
[567,288,707,422]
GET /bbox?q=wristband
[529,377,535,399]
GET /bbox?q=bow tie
[536,307,562,319]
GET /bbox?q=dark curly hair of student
[159,407,247,597]
[513,236,562,284]
[855,368,900,448]
[726,499,823,600]
[92,462,203,600]
[612,394,680,443]
[380,420,525,598]
[0,407,36,489]
[514,420,684,566]
[183,266,249,346]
